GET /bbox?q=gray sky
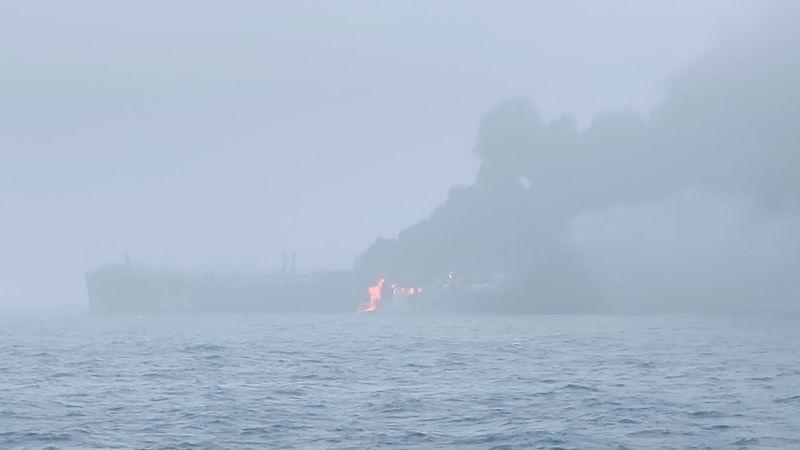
[1,0,764,309]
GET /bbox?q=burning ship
[86,262,460,315]
[86,251,469,315]
[86,246,585,314]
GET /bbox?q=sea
[1,313,799,449]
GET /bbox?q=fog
[0,0,781,311]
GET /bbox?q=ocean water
[1,313,799,449]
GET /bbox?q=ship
[86,258,364,315]
[86,259,589,315]
[85,251,574,315]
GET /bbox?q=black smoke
[356,2,800,313]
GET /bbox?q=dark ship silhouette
[86,252,363,314]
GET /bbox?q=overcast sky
[1,0,765,309]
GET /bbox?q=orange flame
[358,277,425,313]
[357,277,385,313]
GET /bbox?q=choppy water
[2,313,800,449]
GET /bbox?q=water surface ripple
[1,314,799,449]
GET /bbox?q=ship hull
[86,265,362,314]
